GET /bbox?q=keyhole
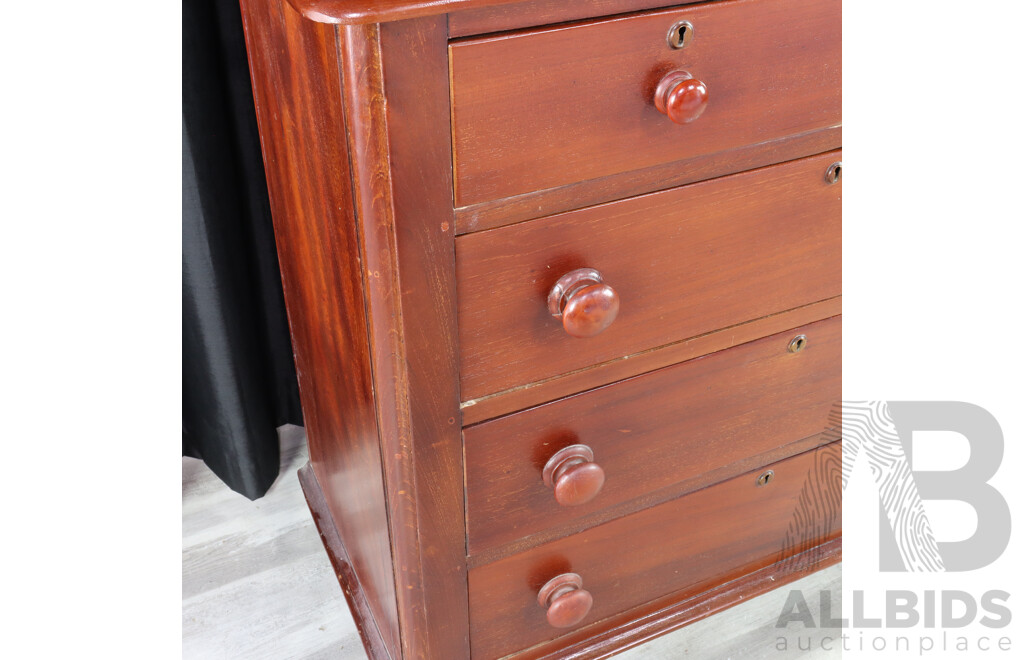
[826,161,843,184]
[668,21,695,49]
[757,470,775,487]
[788,334,808,353]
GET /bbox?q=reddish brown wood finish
[237,2,401,656]
[456,150,842,400]
[354,17,471,660]
[449,0,841,207]
[469,443,842,659]
[654,71,709,125]
[449,0,706,37]
[286,0,525,24]
[241,5,470,659]
[244,0,842,657]
[464,316,840,555]
[548,268,620,338]
[298,464,392,659]
[542,445,607,507]
[520,537,842,660]
[461,297,841,425]
[472,432,836,571]
[559,287,620,338]
[286,0,708,28]
[538,574,595,629]
[454,126,840,235]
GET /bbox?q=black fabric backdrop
[183,0,303,499]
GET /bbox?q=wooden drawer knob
[542,444,606,506]
[654,70,709,125]
[538,573,593,628]
[547,268,620,338]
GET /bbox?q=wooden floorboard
[182,425,841,659]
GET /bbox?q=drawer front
[464,316,840,556]
[468,442,841,659]
[456,150,841,400]
[449,0,841,207]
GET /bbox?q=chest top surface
[286,0,528,23]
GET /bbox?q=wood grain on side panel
[380,16,472,660]
[298,464,393,659]
[237,1,400,657]
[339,17,471,660]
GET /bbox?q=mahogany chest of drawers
[238,0,842,657]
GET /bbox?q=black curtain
[183,0,303,499]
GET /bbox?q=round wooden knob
[547,268,620,338]
[654,71,709,125]
[538,573,593,628]
[543,444,606,507]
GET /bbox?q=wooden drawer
[464,315,840,556]
[468,442,841,659]
[456,149,841,401]
[449,0,841,208]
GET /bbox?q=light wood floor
[183,425,841,659]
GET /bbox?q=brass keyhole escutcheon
[757,470,775,487]
[667,21,694,49]
[826,161,843,184]
[788,334,808,353]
